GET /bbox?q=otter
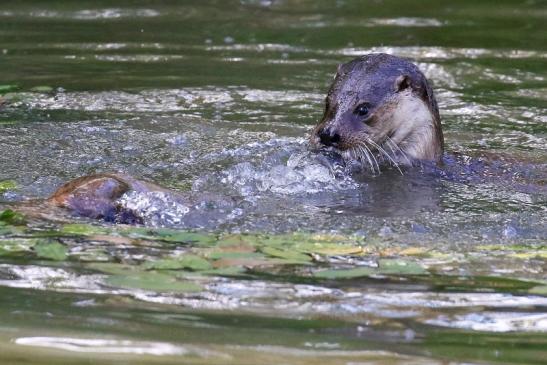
[42,53,444,223]
[44,173,188,224]
[310,53,444,173]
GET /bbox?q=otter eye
[355,103,369,117]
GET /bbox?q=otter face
[310,54,444,171]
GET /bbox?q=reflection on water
[15,337,191,356]
[0,0,546,364]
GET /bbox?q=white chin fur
[386,90,437,161]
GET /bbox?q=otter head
[310,53,444,170]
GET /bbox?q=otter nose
[318,128,340,147]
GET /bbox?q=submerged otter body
[45,53,445,223]
[310,53,444,171]
[47,173,179,224]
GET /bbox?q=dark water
[0,1,546,364]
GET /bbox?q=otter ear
[394,75,411,92]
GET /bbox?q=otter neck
[387,90,442,163]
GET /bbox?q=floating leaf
[201,266,247,276]
[118,226,161,240]
[208,251,265,260]
[421,275,539,292]
[34,241,68,261]
[303,233,353,244]
[0,180,17,193]
[256,235,293,248]
[0,209,26,226]
[87,263,140,275]
[30,85,54,93]
[106,272,202,293]
[378,259,428,275]
[155,229,217,246]
[529,285,547,295]
[0,85,18,94]
[88,234,134,245]
[212,257,279,269]
[398,247,429,256]
[260,246,311,263]
[144,254,213,271]
[217,234,257,248]
[0,224,22,235]
[288,240,358,256]
[314,266,375,279]
[61,223,110,236]
[477,244,546,252]
[0,120,18,125]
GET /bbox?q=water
[1,1,546,364]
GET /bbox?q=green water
[1,1,546,364]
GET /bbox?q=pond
[0,1,546,364]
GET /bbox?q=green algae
[0,209,26,226]
[0,214,544,292]
[314,266,376,279]
[60,223,111,236]
[29,86,54,93]
[106,272,203,293]
[0,209,545,365]
[378,259,428,275]
[0,181,17,193]
[33,240,68,261]
[0,85,19,94]
[144,254,213,271]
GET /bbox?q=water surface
[0,1,546,364]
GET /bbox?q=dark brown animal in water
[47,53,445,222]
[47,173,170,224]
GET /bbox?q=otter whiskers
[345,138,404,175]
[361,144,381,174]
[384,136,412,166]
[366,138,403,175]
[345,145,375,174]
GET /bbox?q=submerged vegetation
[1,208,545,290]
[0,208,546,364]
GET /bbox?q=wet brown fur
[37,54,444,223]
[48,174,130,208]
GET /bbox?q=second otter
[47,53,445,223]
